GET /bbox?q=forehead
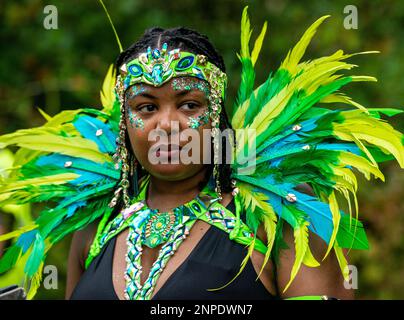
[125,76,210,97]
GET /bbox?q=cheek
[186,111,210,130]
[126,108,145,130]
[125,116,149,161]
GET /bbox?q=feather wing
[231,7,404,292]
[0,67,121,297]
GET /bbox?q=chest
[111,219,212,299]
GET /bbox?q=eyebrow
[133,92,157,99]
[175,89,199,97]
[127,89,206,100]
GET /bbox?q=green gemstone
[144,234,162,248]
[192,202,201,212]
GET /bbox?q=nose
[156,106,181,136]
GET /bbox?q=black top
[70,199,278,300]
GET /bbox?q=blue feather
[16,229,38,254]
[36,154,120,181]
[67,200,87,218]
[55,181,117,210]
[73,115,117,153]
[292,190,333,243]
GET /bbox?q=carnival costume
[0,6,403,300]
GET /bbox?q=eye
[180,102,200,111]
[137,104,157,113]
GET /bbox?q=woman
[0,8,403,300]
[64,26,351,300]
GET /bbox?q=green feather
[24,233,45,277]
[336,214,369,250]
[0,246,22,274]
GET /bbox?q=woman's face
[124,76,212,181]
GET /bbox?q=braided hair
[116,27,234,194]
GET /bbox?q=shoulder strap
[198,196,268,255]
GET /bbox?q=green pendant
[142,210,177,248]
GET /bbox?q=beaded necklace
[124,179,217,299]
[95,176,219,299]
[87,175,268,300]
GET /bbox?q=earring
[109,76,131,208]
[210,110,222,200]
[207,68,226,200]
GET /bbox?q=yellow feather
[333,113,404,167]
[249,47,378,135]
[26,239,53,299]
[256,216,276,279]
[332,169,358,226]
[255,196,277,279]
[350,75,377,82]
[44,109,85,128]
[280,15,330,74]
[338,151,384,181]
[322,191,341,261]
[320,92,369,113]
[100,64,117,113]
[0,173,79,194]
[252,60,357,135]
[26,262,43,300]
[0,225,37,242]
[0,134,111,164]
[237,182,277,279]
[352,134,378,166]
[333,240,350,282]
[36,107,52,122]
[251,21,268,66]
[240,6,252,59]
[303,245,320,267]
[231,98,250,129]
[283,221,311,293]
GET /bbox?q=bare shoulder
[254,183,354,299]
[276,216,354,299]
[295,183,315,196]
[66,219,100,299]
[70,220,100,268]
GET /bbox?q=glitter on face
[172,78,211,129]
[171,78,210,98]
[125,85,147,130]
[125,84,148,100]
[127,108,145,130]
[187,109,210,129]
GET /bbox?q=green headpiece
[115,42,227,102]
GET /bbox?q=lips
[152,143,182,158]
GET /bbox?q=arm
[275,183,354,299]
[276,222,354,300]
[65,221,98,299]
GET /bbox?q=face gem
[187,109,210,129]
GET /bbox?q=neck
[146,167,210,212]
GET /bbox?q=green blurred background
[0,0,403,299]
